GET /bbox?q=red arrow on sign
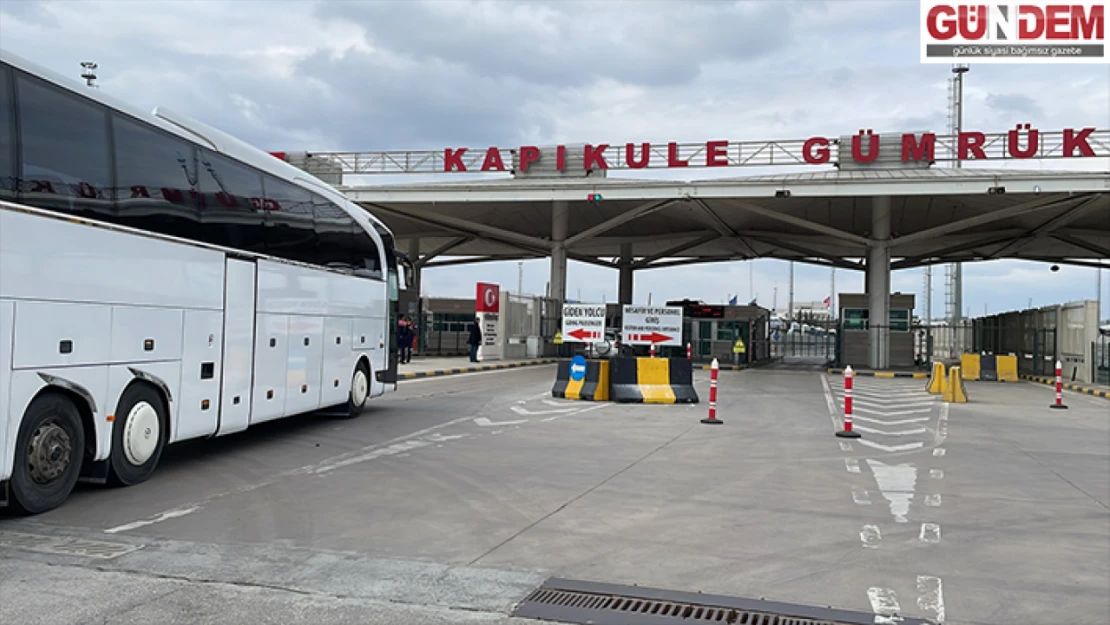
[567,328,594,341]
[642,332,672,344]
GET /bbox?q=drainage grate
[512,578,934,625]
[0,530,142,559]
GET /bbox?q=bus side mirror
[395,252,415,291]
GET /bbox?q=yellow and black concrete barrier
[609,357,699,404]
[943,365,968,403]
[926,361,947,394]
[958,353,1019,382]
[552,355,610,401]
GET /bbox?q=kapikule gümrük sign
[435,126,1103,172]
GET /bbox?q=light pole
[80,61,98,88]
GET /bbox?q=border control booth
[668,300,771,366]
[839,293,916,369]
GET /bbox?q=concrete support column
[406,238,422,352]
[868,197,892,370]
[407,238,421,306]
[549,201,569,306]
[618,242,634,305]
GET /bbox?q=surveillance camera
[1050,265,1060,272]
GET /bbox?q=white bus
[0,49,411,514]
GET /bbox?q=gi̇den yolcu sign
[475,282,501,361]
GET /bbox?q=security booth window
[890,309,911,332]
[843,308,869,330]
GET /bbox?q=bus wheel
[108,384,167,487]
[345,361,370,419]
[9,393,86,515]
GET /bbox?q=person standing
[467,316,482,363]
[397,315,412,364]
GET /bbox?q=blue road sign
[570,354,587,381]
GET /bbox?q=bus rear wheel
[9,393,86,515]
[108,384,167,487]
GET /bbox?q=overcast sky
[2,0,1108,320]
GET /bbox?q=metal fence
[968,300,1099,383]
[1096,332,1110,385]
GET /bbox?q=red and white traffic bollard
[650,343,656,358]
[701,358,723,424]
[686,342,692,360]
[1049,359,1068,409]
[836,365,861,438]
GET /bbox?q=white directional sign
[621,305,683,346]
[561,303,606,343]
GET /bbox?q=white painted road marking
[846,458,861,473]
[925,494,942,507]
[917,576,946,623]
[867,459,918,524]
[473,416,530,427]
[867,587,904,624]
[858,440,925,453]
[853,488,872,505]
[932,447,946,457]
[105,506,200,534]
[540,402,609,422]
[105,413,483,532]
[860,525,882,548]
[510,404,574,416]
[930,469,945,479]
[839,441,854,452]
[919,523,942,543]
[853,425,928,437]
[852,413,930,425]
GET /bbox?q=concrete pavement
[2,364,1107,624]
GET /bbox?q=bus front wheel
[108,384,167,487]
[345,361,370,419]
[9,393,86,515]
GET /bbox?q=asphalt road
[1,364,1107,625]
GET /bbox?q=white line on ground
[104,413,481,533]
[925,494,942,507]
[510,404,574,416]
[917,576,946,623]
[852,413,930,425]
[858,440,925,453]
[820,373,840,433]
[919,522,942,543]
[867,587,903,624]
[853,407,933,418]
[853,425,928,436]
[930,469,945,479]
[933,447,947,457]
[839,441,854,452]
[845,458,861,473]
[104,506,200,534]
[852,488,872,505]
[541,402,609,422]
[860,524,882,548]
[474,416,530,427]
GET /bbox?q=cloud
[1,0,1106,324]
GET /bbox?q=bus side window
[15,71,114,222]
[196,149,266,254]
[350,223,382,278]
[311,193,356,270]
[261,174,317,265]
[112,113,201,240]
[0,64,15,202]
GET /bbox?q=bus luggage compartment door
[217,258,256,436]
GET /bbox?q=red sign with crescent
[476,282,500,313]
